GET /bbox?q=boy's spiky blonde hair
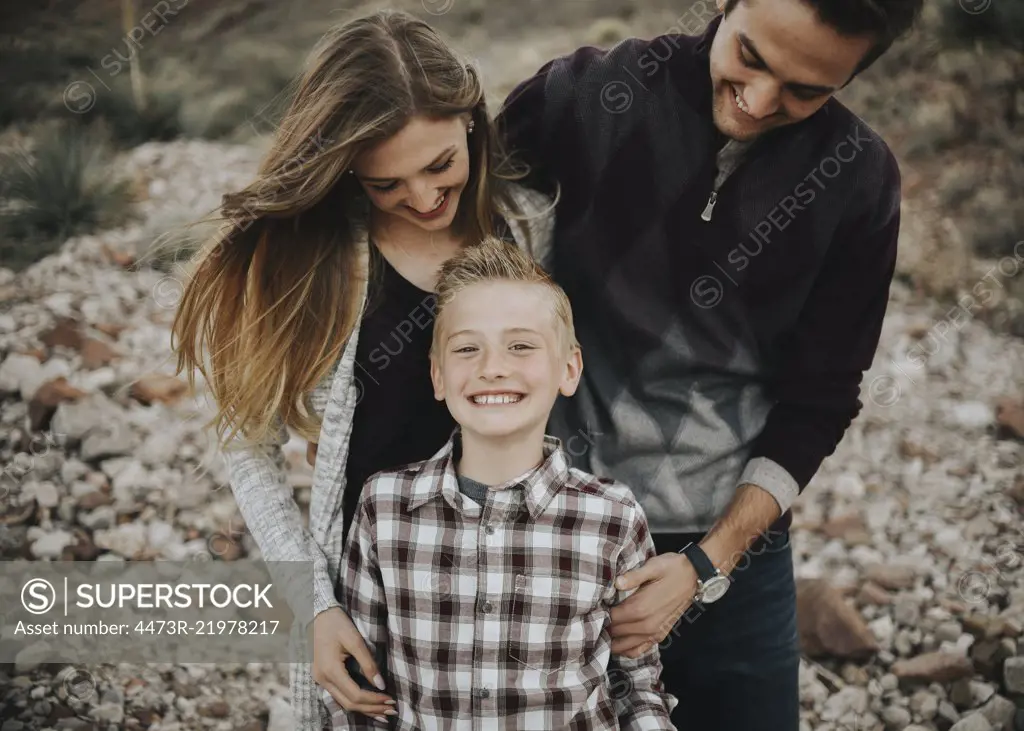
[431,236,579,357]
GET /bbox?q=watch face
[700,575,730,604]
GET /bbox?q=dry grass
[0,122,135,269]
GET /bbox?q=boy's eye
[453,345,477,354]
[509,343,535,352]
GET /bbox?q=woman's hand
[312,607,396,719]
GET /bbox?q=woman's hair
[171,10,525,449]
[430,236,578,358]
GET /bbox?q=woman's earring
[467,120,475,134]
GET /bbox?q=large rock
[857,581,894,606]
[93,523,147,558]
[979,694,1016,731]
[52,394,119,441]
[80,421,139,462]
[891,652,975,683]
[964,615,1007,641]
[0,353,71,402]
[797,579,880,660]
[29,529,76,559]
[863,564,918,591]
[107,459,152,502]
[24,481,60,509]
[79,338,120,369]
[949,714,993,731]
[79,506,116,530]
[129,374,189,405]
[972,638,1016,681]
[882,706,913,729]
[1003,657,1024,695]
[910,689,940,720]
[40,318,84,349]
[197,698,230,718]
[994,397,1024,440]
[946,401,996,430]
[820,685,868,721]
[0,354,40,396]
[138,429,181,466]
[28,377,88,431]
[818,512,873,545]
[1008,476,1024,507]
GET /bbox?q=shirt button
[484,523,495,535]
[475,687,490,699]
[481,601,494,613]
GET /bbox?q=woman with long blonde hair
[171,10,551,729]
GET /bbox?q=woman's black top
[340,247,456,544]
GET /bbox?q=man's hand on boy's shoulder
[593,474,697,659]
[609,552,697,658]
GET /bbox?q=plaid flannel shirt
[323,431,678,730]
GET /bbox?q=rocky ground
[794,288,1024,730]
[1,101,1023,731]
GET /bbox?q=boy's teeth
[472,394,522,405]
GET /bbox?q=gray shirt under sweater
[456,474,494,505]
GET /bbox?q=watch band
[681,542,717,582]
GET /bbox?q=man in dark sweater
[497,0,924,727]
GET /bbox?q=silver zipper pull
[701,191,718,222]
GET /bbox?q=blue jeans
[651,530,800,731]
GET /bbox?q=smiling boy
[323,238,676,729]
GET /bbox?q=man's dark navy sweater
[496,15,901,539]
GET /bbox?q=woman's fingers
[333,674,397,717]
[321,678,349,710]
[346,639,385,691]
[313,607,395,717]
[333,610,396,704]
[334,670,395,706]
[318,649,394,714]
[322,678,396,718]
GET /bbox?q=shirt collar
[407,428,572,519]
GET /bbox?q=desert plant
[180,87,277,142]
[0,36,96,127]
[0,122,134,269]
[84,80,184,147]
[184,41,300,141]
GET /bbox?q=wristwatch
[681,542,731,604]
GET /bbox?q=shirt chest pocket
[506,573,609,674]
